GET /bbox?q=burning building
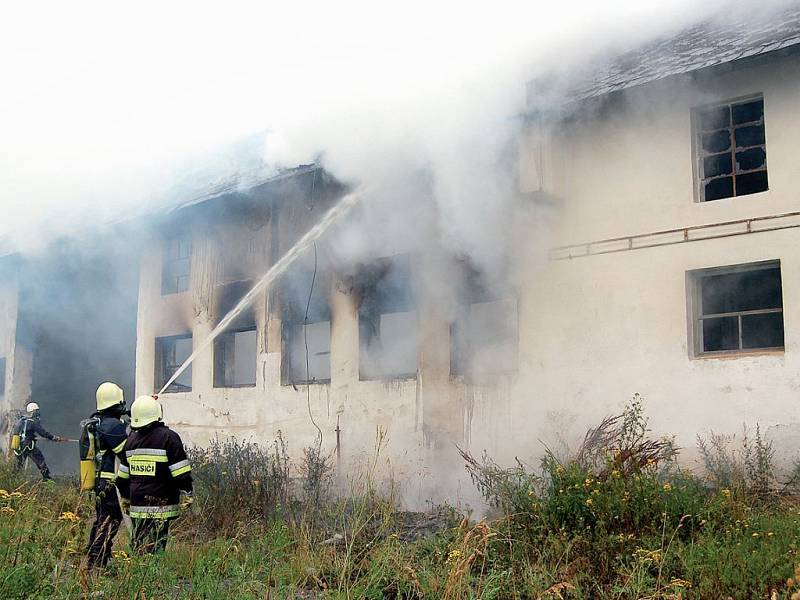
[1,7,800,505]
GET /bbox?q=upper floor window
[694,96,767,202]
[155,334,192,392]
[162,234,191,295]
[357,255,417,380]
[688,261,783,356]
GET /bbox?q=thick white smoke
[0,0,757,252]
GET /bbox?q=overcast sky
[0,0,744,241]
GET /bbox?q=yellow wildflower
[721,488,732,498]
[585,498,593,506]
[611,470,621,477]
[527,489,534,497]
[59,511,80,523]
[0,506,15,515]
[663,483,673,493]
[752,532,760,537]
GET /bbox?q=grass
[2,402,800,599]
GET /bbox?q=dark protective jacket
[89,411,128,486]
[117,422,192,519]
[14,416,55,452]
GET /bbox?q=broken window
[451,264,518,379]
[695,96,768,202]
[155,334,192,393]
[214,328,257,387]
[161,233,192,295]
[689,261,783,355]
[357,255,417,380]
[0,357,5,397]
[280,264,331,385]
[214,281,258,387]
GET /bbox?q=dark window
[280,265,331,385]
[161,234,192,295]
[0,357,5,396]
[451,264,518,379]
[155,335,192,392]
[213,281,258,387]
[691,262,783,355]
[695,97,768,202]
[357,255,416,380]
[214,328,257,387]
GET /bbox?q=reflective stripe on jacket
[117,422,192,519]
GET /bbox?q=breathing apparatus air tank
[78,419,99,491]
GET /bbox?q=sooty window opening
[694,96,768,202]
[689,261,783,356]
[155,334,193,393]
[161,233,192,295]
[280,262,331,385]
[214,281,258,388]
[451,262,518,380]
[357,255,417,380]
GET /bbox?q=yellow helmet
[131,395,163,429]
[96,382,124,411]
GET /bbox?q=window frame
[161,233,192,295]
[692,94,768,203]
[281,318,332,386]
[357,255,418,381]
[214,326,258,388]
[687,260,784,358]
[155,334,193,393]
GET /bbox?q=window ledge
[281,380,331,387]
[692,348,784,360]
[358,374,418,382]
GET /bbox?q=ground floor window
[688,260,783,356]
[450,262,518,380]
[214,328,257,387]
[155,334,192,392]
[357,255,417,380]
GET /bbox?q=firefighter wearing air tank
[117,395,193,554]
[82,382,129,570]
[11,402,66,480]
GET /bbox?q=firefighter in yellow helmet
[83,382,129,570]
[117,395,193,554]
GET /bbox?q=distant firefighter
[117,395,193,555]
[81,382,129,570]
[11,401,66,480]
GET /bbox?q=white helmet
[26,402,39,413]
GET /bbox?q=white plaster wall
[510,53,800,473]
[133,54,800,509]
[0,265,33,443]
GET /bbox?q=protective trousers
[15,447,51,480]
[86,483,123,569]
[131,518,171,555]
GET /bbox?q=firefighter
[12,402,66,480]
[84,382,129,570]
[117,395,193,555]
